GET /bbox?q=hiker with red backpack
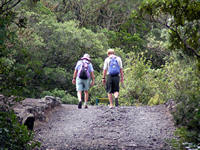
[102,49,124,108]
[72,54,95,109]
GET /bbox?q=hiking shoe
[115,98,119,107]
[84,105,88,109]
[78,101,82,109]
[109,105,114,109]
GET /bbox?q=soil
[34,104,176,150]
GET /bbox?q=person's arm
[72,70,78,85]
[72,61,80,84]
[120,68,124,83]
[90,71,95,86]
[89,63,95,86]
[102,69,107,85]
[119,57,124,84]
[102,58,108,85]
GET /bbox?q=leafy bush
[171,127,200,150]
[121,52,200,105]
[41,88,78,104]
[2,2,109,98]
[0,106,39,150]
[120,52,164,105]
[172,94,200,146]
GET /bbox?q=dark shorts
[106,75,120,94]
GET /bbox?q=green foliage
[19,0,55,16]
[107,10,149,53]
[120,52,157,105]
[163,54,200,101]
[0,11,28,96]
[41,88,78,104]
[121,51,166,105]
[148,93,164,106]
[140,0,200,59]
[102,10,170,68]
[145,28,170,68]
[31,1,54,16]
[120,52,200,106]
[30,18,107,96]
[43,67,67,87]
[171,127,200,150]
[54,0,142,31]
[0,109,40,150]
[1,1,109,97]
[173,95,200,144]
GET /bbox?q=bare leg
[77,91,82,102]
[114,92,119,99]
[77,91,82,109]
[84,91,88,103]
[114,92,119,106]
[108,93,113,107]
[84,91,89,108]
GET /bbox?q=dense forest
[0,0,200,149]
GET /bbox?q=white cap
[81,53,91,61]
[107,48,115,55]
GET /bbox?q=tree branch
[0,0,13,9]
[0,0,21,15]
[150,15,200,59]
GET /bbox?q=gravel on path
[34,104,175,150]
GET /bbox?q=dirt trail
[34,104,175,150]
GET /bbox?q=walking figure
[72,54,95,109]
[102,49,124,108]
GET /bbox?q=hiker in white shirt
[102,49,124,108]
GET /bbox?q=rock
[12,96,61,130]
[165,99,176,112]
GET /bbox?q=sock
[84,102,87,105]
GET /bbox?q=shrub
[120,52,162,105]
[173,94,200,145]
[161,54,200,146]
[121,52,200,106]
[41,88,78,104]
[0,102,40,150]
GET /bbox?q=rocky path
[34,104,175,150]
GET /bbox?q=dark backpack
[78,61,90,79]
[108,57,120,76]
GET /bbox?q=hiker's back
[78,60,90,79]
[108,56,120,76]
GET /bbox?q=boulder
[12,96,61,130]
[164,99,176,113]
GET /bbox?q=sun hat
[107,48,115,55]
[81,53,91,61]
